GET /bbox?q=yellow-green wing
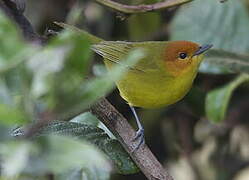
[92,41,167,72]
[92,41,134,65]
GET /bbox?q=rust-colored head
[162,41,212,76]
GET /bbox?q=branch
[95,0,193,14]
[91,98,174,180]
[0,0,43,42]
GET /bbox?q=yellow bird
[56,23,212,150]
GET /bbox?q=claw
[132,128,145,152]
[132,128,144,141]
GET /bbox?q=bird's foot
[132,128,145,152]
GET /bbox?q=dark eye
[179,52,187,59]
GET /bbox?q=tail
[54,22,103,44]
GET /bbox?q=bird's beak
[193,44,213,56]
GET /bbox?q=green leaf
[0,77,29,126]
[205,74,249,123]
[0,141,33,178]
[170,0,249,74]
[92,64,107,77]
[27,46,69,98]
[0,79,12,105]
[0,125,13,141]
[13,121,139,174]
[0,136,111,179]
[0,10,29,73]
[55,168,82,180]
[40,135,111,175]
[71,112,100,126]
[26,30,92,115]
[204,49,249,74]
[48,30,92,75]
[0,104,27,125]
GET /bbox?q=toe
[132,136,145,152]
[132,129,145,152]
[132,128,144,141]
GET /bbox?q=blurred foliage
[1,136,111,179]
[205,74,249,123]
[0,7,142,180]
[12,120,139,174]
[1,0,249,180]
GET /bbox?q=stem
[95,0,193,14]
[91,98,174,180]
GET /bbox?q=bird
[55,22,212,151]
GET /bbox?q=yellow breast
[115,64,198,108]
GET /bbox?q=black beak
[193,44,213,56]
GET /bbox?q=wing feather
[92,41,144,72]
[92,41,168,73]
[92,41,132,60]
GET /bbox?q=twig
[95,0,193,14]
[0,0,43,42]
[91,98,174,180]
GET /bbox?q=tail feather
[54,22,103,44]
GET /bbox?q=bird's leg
[129,105,145,151]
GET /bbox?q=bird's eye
[179,52,187,59]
